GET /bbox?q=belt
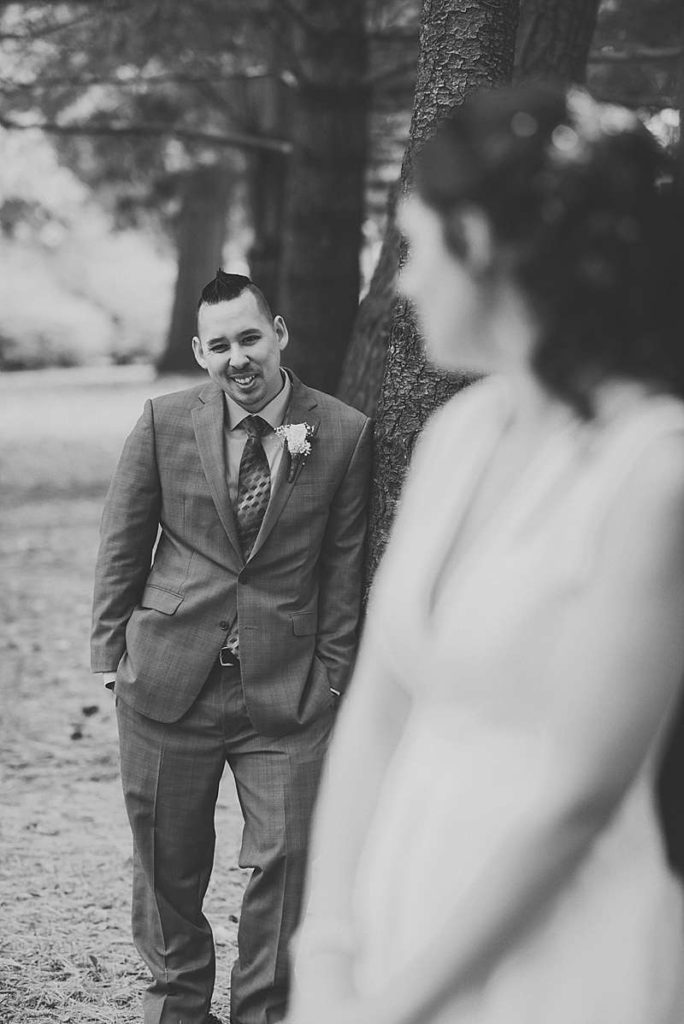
[219,645,240,668]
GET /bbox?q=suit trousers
[116,661,333,1024]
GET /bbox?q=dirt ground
[0,367,249,1024]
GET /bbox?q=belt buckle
[219,646,239,668]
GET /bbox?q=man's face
[192,291,289,411]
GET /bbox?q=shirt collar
[224,370,291,431]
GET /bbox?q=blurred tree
[335,0,418,413]
[515,0,600,83]
[158,163,234,372]
[277,0,369,393]
[359,0,520,576]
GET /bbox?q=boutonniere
[275,422,316,482]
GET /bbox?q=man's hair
[197,269,273,320]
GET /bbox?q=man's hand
[101,672,117,691]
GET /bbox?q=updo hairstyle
[415,82,683,417]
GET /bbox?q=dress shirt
[223,370,291,504]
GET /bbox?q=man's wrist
[101,672,117,690]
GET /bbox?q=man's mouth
[230,374,257,388]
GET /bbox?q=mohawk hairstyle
[197,269,273,320]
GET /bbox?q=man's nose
[229,345,250,368]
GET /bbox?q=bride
[288,83,684,1024]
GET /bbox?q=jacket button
[219,620,229,630]
[240,572,250,584]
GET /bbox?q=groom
[91,270,372,1024]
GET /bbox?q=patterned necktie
[236,415,271,559]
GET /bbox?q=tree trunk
[365,0,519,577]
[279,0,369,395]
[248,148,288,308]
[245,40,290,308]
[337,184,402,416]
[158,163,232,374]
[515,0,600,84]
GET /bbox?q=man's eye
[210,344,228,353]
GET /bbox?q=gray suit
[92,372,372,1023]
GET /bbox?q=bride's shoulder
[596,407,684,579]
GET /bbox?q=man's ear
[192,335,208,370]
[274,315,289,352]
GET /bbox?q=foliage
[0,1,280,231]
[0,129,174,370]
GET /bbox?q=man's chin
[225,380,264,407]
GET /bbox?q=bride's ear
[446,206,495,276]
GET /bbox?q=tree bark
[365,0,519,577]
[157,163,233,374]
[515,0,600,84]
[279,0,369,395]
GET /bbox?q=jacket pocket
[291,612,317,636]
[140,584,183,615]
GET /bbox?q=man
[91,271,372,1024]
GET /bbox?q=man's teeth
[234,375,255,384]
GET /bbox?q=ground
[0,367,249,1024]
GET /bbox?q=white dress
[350,378,684,1023]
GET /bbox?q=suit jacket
[91,372,372,736]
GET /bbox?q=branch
[0,114,293,154]
[587,91,677,109]
[589,46,683,64]
[0,67,284,93]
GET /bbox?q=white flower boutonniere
[275,422,316,482]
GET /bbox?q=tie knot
[243,415,269,438]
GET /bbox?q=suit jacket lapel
[249,373,319,561]
[192,382,243,562]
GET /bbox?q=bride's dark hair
[415,82,683,417]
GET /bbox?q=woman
[288,83,684,1024]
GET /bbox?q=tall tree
[338,0,607,418]
[278,0,369,394]
[515,0,600,83]
[158,162,234,373]
[336,0,419,414]
[366,0,519,574]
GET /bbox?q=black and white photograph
[1,2,683,1023]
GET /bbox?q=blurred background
[0,0,680,394]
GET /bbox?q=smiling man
[91,270,372,1024]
